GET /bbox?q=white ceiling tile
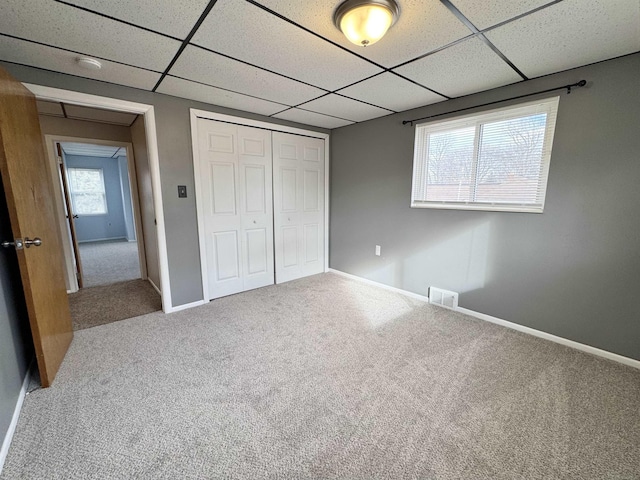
[170,46,325,106]
[63,0,210,39]
[254,0,472,68]
[157,76,288,117]
[64,105,138,125]
[192,0,382,90]
[36,100,64,117]
[273,108,354,129]
[0,0,180,71]
[0,36,161,90]
[451,0,555,29]
[338,73,446,112]
[300,94,392,122]
[486,0,640,78]
[394,37,522,97]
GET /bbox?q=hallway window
[68,168,108,215]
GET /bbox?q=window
[411,97,560,213]
[67,168,108,215]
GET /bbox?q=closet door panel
[238,126,274,292]
[273,132,324,283]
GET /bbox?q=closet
[194,117,325,300]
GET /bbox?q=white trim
[166,299,206,313]
[190,110,329,139]
[77,236,127,244]
[328,269,430,303]
[328,269,640,370]
[0,364,32,475]
[148,278,161,296]
[25,84,172,313]
[456,307,640,370]
[190,109,331,302]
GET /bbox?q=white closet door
[196,118,274,299]
[273,131,325,284]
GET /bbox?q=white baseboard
[0,362,32,475]
[166,299,206,313]
[327,269,640,370]
[78,236,127,244]
[147,278,161,296]
[328,269,430,303]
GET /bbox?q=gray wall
[0,179,32,451]
[38,115,132,144]
[130,116,160,290]
[3,62,328,307]
[118,156,136,242]
[65,154,127,243]
[330,53,640,361]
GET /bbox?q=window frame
[410,96,560,214]
[67,167,109,216]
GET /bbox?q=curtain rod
[402,80,587,126]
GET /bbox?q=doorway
[39,103,162,330]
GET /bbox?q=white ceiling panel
[0,36,161,90]
[61,142,122,158]
[338,73,446,112]
[254,0,472,68]
[301,94,392,122]
[486,0,640,78]
[0,0,180,72]
[192,0,382,90]
[36,100,64,117]
[394,37,522,98]
[157,76,288,117]
[169,45,325,106]
[64,105,138,125]
[451,0,556,30]
[273,109,354,129]
[63,0,210,39]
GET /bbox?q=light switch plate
[178,185,187,198]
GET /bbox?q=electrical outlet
[375,245,381,256]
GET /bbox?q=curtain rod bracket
[403,79,587,126]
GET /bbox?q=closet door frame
[190,109,329,302]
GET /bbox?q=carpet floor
[3,273,639,479]
[79,240,141,287]
[68,279,162,331]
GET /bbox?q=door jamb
[44,136,148,292]
[26,84,173,312]
[189,109,330,303]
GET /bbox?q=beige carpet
[79,240,141,287]
[68,279,161,330]
[3,273,639,479]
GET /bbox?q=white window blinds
[411,96,560,213]
[68,167,108,215]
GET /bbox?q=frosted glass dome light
[333,0,399,47]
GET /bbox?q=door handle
[72,214,79,219]
[24,237,42,248]
[1,238,24,250]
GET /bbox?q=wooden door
[272,132,324,284]
[56,142,83,289]
[0,67,73,387]
[196,118,274,300]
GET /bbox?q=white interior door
[273,132,325,284]
[196,118,274,299]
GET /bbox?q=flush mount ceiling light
[76,57,102,70]
[333,0,399,47]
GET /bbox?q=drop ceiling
[1,0,638,129]
[36,100,138,126]
[60,142,126,158]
